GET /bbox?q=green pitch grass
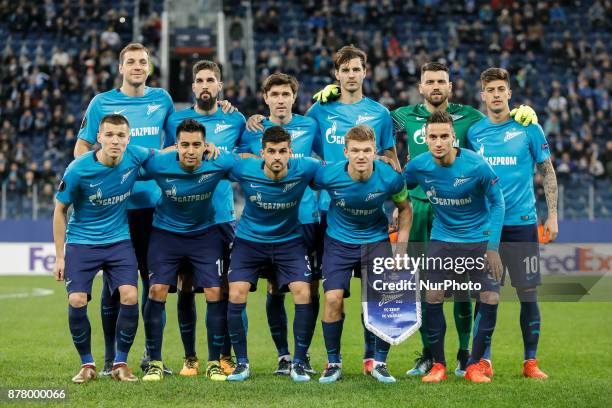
[1,276,611,407]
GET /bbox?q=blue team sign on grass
[361,248,421,345]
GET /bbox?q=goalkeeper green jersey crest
[391,102,484,200]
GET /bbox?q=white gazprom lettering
[171,192,213,203]
[131,126,160,137]
[485,156,518,166]
[429,196,473,206]
[89,190,131,206]
[341,207,378,216]
[256,200,299,210]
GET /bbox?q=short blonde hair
[345,125,375,145]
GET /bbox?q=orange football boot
[465,363,491,383]
[523,359,548,379]
[422,362,447,383]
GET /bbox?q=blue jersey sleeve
[379,110,396,151]
[480,163,505,250]
[403,161,419,189]
[227,157,245,182]
[466,125,476,151]
[56,165,80,205]
[236,114,247,149]
[218,151,240,174]
[161,90,175,147]
[311,164,328,191]
[236,129,258,154]
[389,169,405,195]
[163,113,179,148]
[303,157,322,181]
[77,96,103,144]
[527,124,551,164]
[306,104,323,157]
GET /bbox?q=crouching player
[140,119,235,381]
[226,126,320,382]
[313,125,412,384]
[404,111,505,383]
[54,114,153,383]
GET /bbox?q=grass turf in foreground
[0,275,611,407]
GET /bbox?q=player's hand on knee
[510,104,538,126]
[54,258,65,281]
[246,114,265,132]
[312,84,340,103]
[218,99,237,114]
[485,250,503,281]
[543,215,559,242]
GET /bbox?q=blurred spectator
[229,41,246,82]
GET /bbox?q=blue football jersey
[306,97,395,211]
[77,87,175,209]
[313,161,405,244]
[404,148,505,250]
[56,145,154,244]
[164,107,246,225]
[228,157,321,243]
[142,150,237,233]
[467,118,551,226]
[237,114,320,224]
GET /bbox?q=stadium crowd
[0,0,610,219]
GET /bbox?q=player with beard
[391,62,538,377]
[164,60,246,377]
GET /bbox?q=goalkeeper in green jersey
[391,62,537,377]
[313,61,536,376]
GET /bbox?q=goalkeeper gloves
[510,104,538,126]
[312,84,341,103]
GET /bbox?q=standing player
[391,62,538,376]
[308,45,400,374]
[468,68,558,379]
[404,111,505,383]
[313,125,412,384]
[225,127,320,382]
[238,73,320,375]
[163,60,245,376]
[140,119,235,382]
[74,43,175,375]
[54,114,153,383]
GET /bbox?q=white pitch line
[0,288,54,300]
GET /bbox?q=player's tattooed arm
[74,138,95,158]
[537,158,559,241]
[53,201,69,281]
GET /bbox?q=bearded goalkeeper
[391,62,537,377]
